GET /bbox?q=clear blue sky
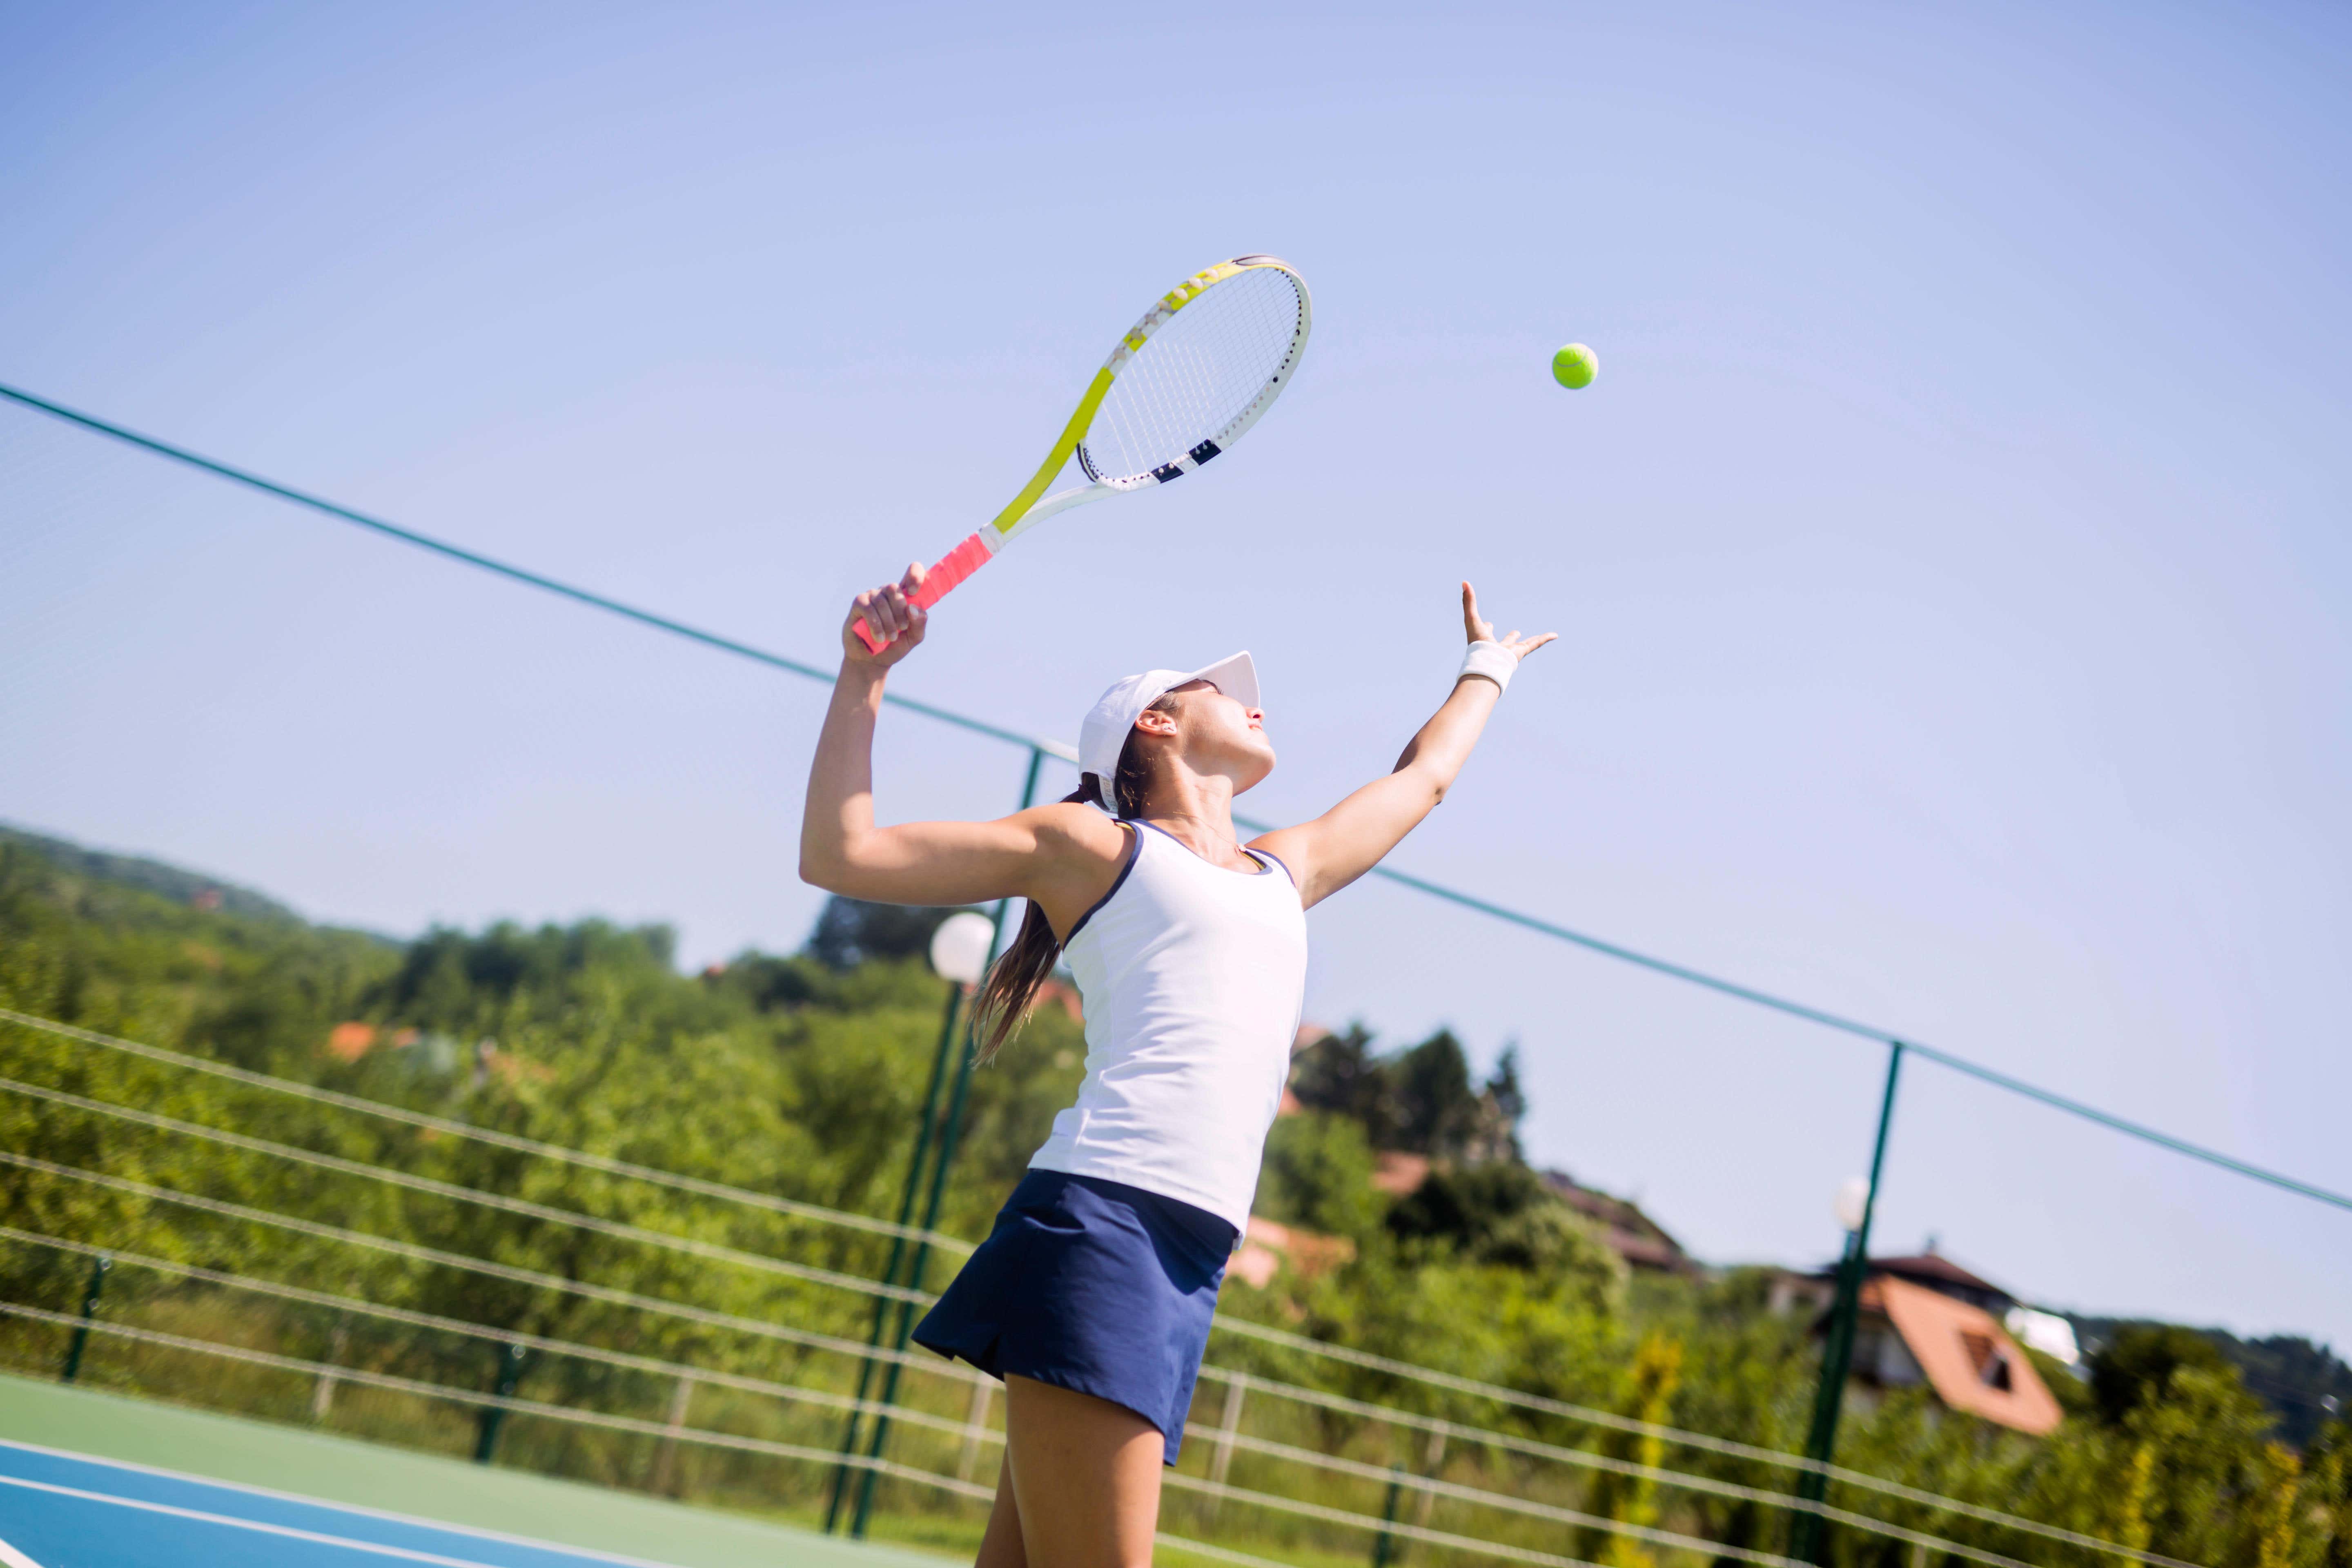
[4,2,2348,1352]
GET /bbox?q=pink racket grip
[851,532,995,653]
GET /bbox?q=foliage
[1578,1330,1685,1568]
[2078,1315,2352,1449]
[2,826,2345,1568]
[2091,1323,2236,1425]
[1289,1025,1521,1163]
[1387,1159,1626,1290]
[1255,1110,1383,1242]
[805,897,980,972]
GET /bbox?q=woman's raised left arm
[1250,583,1552,908]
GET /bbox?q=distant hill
[0,822,304,924]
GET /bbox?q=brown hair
[971,692,1174,1063]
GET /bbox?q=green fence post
[1791,1042,1904,1564]
[473,1341,529,1464]
[850,745,1044,1539]
[1371,1463,1408,1568]
[826,976,964,1531]
[60,1254,110,1384]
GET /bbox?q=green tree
[2091,1323,2234,1425]
[1256,1110,1382,1241]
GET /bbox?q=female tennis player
[801,566,1553,1568]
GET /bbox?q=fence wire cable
[0,1074,936,1307]
[0,1226,974,1441]
[0,1029,2064,1536]
[0,1231,1792,1568]
[0,384,1073,764]
[0,1151,978,1384]
[0,1014,2207,1564]
[2,1147,2194,1568]
[0,1300,984,1495]
[5,1223,1882,1568]
[0,1299,1648,1568]
[0,1009,971,1253]
[1176,1421,1807,1568]
[1187,1367,2201,1568]
[1212,1312,1817,1469]
[0,1218,2065,1568]
[2,380,2340,1216]
[0,1298,1675,1568]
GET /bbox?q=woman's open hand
[844,564,930,666]
[1461,581,1557,662]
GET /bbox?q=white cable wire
[0,1011,1888,1482]
[1201,1322,2188,1568]
[0,1074,936,1307]
[0,1018,2203,1568]
[0,1223,1800,1568]
[0,1152,976,1384]
[0,1008,971,1253]
[0,1300,1607,1568]
[0,1225,975,1441]
[0,1300,985,1495]
[1175,1421,1806,1568]
[0,1121,2189,1566]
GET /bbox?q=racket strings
[1082,267,1303,483]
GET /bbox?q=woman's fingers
[860,583,910,637]
[1510,631,1559,659]
[843,572,933,663]
[1461,581,1495,644]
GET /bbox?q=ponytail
[971,693,1174,1063]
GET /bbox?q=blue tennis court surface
[0,1439,690,1568]
[0,1375,939,1568]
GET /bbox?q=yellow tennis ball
[1552,343,1597,390]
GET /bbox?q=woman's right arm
[798,570,1123,919]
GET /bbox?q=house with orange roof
[1849,1273,2064,1435]
[1777,1247,2064,1436]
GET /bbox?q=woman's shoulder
[1020,800,1135,863]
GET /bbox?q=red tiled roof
[1873,1253,2007,1296]
[1861,1276,2061,1436]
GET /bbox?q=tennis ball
[1551,343,1597,390]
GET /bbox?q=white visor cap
[1077,652,1261,789]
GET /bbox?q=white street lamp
[1833,1176,1870,1234]
[929,911,997,987]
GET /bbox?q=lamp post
[1790,1043,1903,1564]
[824,909,997,1531]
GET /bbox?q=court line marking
[0,1439,696,1568]
[0,1474,526,1567]
[0,1530,47,1568]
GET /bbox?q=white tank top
[1027,820,1310,1233]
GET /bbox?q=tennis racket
[853,254,1312,652]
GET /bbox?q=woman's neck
[1136,771,1251,870]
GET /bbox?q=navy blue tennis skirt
[912,1168,1238,1464]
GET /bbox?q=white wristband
[1458,640,1516,694]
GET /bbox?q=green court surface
[0,1372,947,1568]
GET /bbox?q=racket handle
[851,532,995,653]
